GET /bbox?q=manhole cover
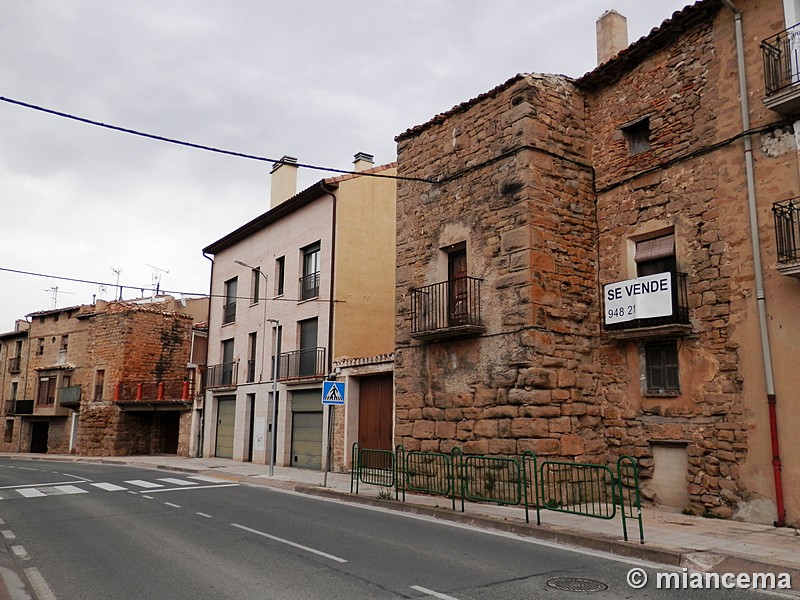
[546,577,608,593]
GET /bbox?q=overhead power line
[0,95,435,183]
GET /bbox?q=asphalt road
[0,459,786,599]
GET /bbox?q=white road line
[147,483,239,494]
[231,523,348,563]
[157,478,197,486]
[53,485,88,495]
[164,502,181,508]
[410,585,461,600]
[1,530,15,540]
[25,567,57,600]
[11,545,28,560]
[16,488,46,498]
[196,512,212,518]
[92,482,127,492]
[188,475,225,483]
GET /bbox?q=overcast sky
[0,0,694,328]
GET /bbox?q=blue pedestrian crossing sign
[322,381,345,406]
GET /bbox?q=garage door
[215,397,236,459]
[291,390,322,470]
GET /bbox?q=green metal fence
[350,443,396,495]
[350,444,644,543]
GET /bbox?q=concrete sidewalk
[3,453,800,597]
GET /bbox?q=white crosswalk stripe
[157,478,197,486]
[124,480,164,488]
[91,482,127,491]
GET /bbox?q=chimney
[596,10,628,66]
[270,155,298,208]
[353,152,374,172]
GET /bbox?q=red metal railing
[114,380,193,402]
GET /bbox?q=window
[447,244,468,326]
[94,370,105,401]
[10,382,18,402]
[275,256,285,297]
[636,233,675,276]
[60,335,68,352]
[36,338,44,356]
[223,277,238,324]
[250,268,261,305]
[247,332,257,383]
[4,420,13,444]
[300,243,320,300]
[37,375,57,405]
[623,117,651,155]
[645,341,680,394]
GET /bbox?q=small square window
[645,341,679,394]
[623,118,651,155]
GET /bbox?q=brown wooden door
[358,373,393,451]
[448,249,468,326]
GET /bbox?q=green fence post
[350,442,359,494]
[450,447,464,512]
[395,445,405,502]
[617,455,644,544]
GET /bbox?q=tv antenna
[44,286,74,309]
[146,264,170,296]
[110,266,122,300]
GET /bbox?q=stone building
[202,153,395,472]
[394,0,800,525]
[0,296,208,457]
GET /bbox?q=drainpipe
[322,184,337,487]
[198,251,215,458]
[721,0,785,527]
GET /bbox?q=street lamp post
[234,260,279,475]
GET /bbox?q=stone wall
[395,74,602,462]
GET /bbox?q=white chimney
[270,155,298,208]
[353,152,374,172]
[596,10,628,66]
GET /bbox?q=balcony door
[448,248,468,326]
[299,318,318,378]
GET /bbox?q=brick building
[0,297,208,457]
[394,0,800,525]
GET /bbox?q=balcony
[761,24,800,115]
[299,272,320,300]
[277,347,326,382]
[410,276,486,342]
[8,400,33,415]
[205,362,238,390]
[603,271,690,340]
[58,385,82,409]
[7,356,20,373]
[774,197,800,276]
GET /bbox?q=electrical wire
[0,266,339,304]
[0,95,436,184]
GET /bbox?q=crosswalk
[0,475,235,501]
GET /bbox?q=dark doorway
[448,248,468,326]
[30,422,49,453]
[162,413,180,454]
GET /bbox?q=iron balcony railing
[761,23,800,95]
[7,356,21,373]
[58,385,82,408]
[206,362,238,389]
[222,301,236,325]
[114,380,193,402]
[773,197,800,263]
[277,347,326,381]
[299,272,320,300]
[604,271,689,332]
[8,399,33,415]
[411,276,484,335]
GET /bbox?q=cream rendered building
[202,154,396,471]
